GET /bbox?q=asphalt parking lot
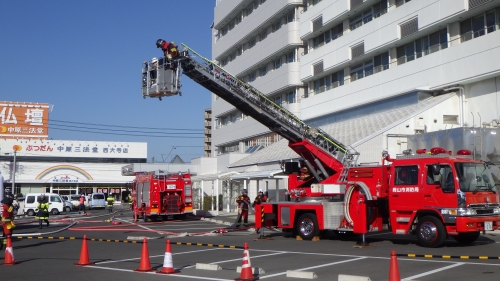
[3,207,500,281]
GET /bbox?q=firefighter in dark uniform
[300,161,311,181]
[156,39,179,59]
[1,193,15,250]
[107,195,115,213]
[36,194,50,229]
[235,189,251,228]
[252,189,268,234]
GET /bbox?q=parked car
[88,193,106,210]
[70,195,89,209]
[60,196,73,212]
[23,193,65,216]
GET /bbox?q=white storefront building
[0,138,147,199]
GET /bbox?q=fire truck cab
[131,171,193,222]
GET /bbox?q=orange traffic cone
[134,238,154,272]
[74,235,93,266]
[235,242,258,281]
[388,250,401,281]
[157,240,179,274]
[2,235,19,265]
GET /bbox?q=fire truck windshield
[455,162,496,193]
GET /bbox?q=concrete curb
[195,263,222,270]
[286,270,317,279]
[338,274,371,281]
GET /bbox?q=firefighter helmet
[156,39,165,48]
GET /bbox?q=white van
[23,193,66,216]
[88,193,106,210]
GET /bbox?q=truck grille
[469,203,499,216]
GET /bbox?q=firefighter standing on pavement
[235,189,251,228]
[36,194,49,229]
[1,193,16,250]
[252,189,268,234]
[252,189,268,207]
[107,195,115,213]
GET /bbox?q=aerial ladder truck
[141,44,500,247]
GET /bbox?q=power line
[49,124,203,135]
[49,119,203,131]
[50,127,203,138]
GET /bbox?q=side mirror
[483,174,490,184]
[431,164,440,175]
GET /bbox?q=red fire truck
[131,171,193,221]
[142,44,500,247]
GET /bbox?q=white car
[70,195,89,209]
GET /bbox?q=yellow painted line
[442,255,451,259]
[408,254,416,257]
[460,256,469,259]
[424,254,433,258]
[479,256,488,260]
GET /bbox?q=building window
[396,0,411,7]
[311,23,343,51]
[274,95,282,105]
[287,90,296,104]
[397,28,447,65]
[460,7,500,43]
[350,60,373,82]
[350,8,372,30]
[274,58,282,69]
[287,50,295,63]
[249,72,257,82]
[273,20,282,32]
[373,0,388,18]
[249,37,256,48]
[286,12,295,23]
[260,29,268,41]
[373,52,390,73]
[260,66,268,76]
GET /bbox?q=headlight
[457,208,477,216]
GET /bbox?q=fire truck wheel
[296,213,320,240]
[417,216,446,248]
[453,232,480,244]
[143,214,149,222]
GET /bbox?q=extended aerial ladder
[141,44,359,185]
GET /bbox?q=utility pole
[12,149,16,194]
[11,145,20,195]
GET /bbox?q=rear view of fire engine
[131,171,193,222]
[141,43,500,247]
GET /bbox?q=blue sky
[0,0,215,163]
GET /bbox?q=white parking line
[96,248,219,264]
[260,257,367,279]
[183,252,285,268]
[89,266,233,280]
[402,262,464,280]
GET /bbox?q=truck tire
[417,216,446,247]
[453,232,480,244]
[296,213,320,240]
[64,206,72,213]
[27,209,35,216]
[143,214,149,222]
[51,208,60,215]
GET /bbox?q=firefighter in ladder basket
[235,189,251,228]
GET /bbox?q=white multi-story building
[211,0,500,164]
[203,0,500,211]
